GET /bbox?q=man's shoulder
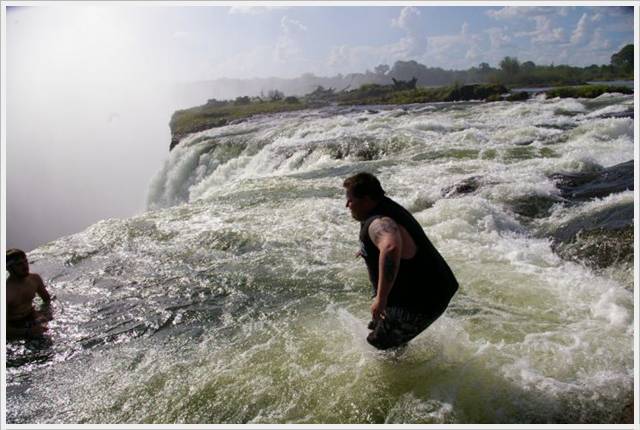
[367,216,400,242]
[26,273,45,287]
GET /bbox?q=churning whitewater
[7,93,634,423]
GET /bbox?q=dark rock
[170,134,183,151]
[622,402,634,424]
[446,84,508,102]
[546,160,634,268]
[553,224,633,269]
[507,91,530,101]
[509,195,562,219]
[550,203,634,268]
[442,176,481,197]
[169,119,229,151]
[551,160,633,202]
[597,110,634,120]
[553,203,633,243]
[535,123,576,131]
[513,139,535,146]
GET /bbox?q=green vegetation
[169,99,310,149]
[545,85,633,99]
[169,44,634,150]
[384,44,634,87]
[336,83,508,105]
[610,44,634,76]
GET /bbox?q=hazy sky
[2,3,637,251]
[6,4,635,82]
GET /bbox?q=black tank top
[359,197,458,313]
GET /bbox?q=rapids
[6,93,635,424]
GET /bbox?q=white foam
[585,104,629,118]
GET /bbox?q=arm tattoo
[383,254,396,282]
[370,217,399,243]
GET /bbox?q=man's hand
[371,296,387,321]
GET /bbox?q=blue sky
[5,4,635,83]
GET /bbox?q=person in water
[344,172,458,350]
[6,249,53,339]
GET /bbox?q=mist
[5,6,210,251]
[4,5,345,251]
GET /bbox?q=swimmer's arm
[368,217,402,320]
[34,274,52,304]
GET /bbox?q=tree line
[188,44,633,106]
[377,44,633,87]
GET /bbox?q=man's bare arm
[368,217,402,320]
[34,274,52,304]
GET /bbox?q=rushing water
[6,92,635,424]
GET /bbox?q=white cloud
[465,46,480,62]
[422,23,482,69]
[325,6,625,74]
[205,15,311,78]
[516,16,565,45]
[389,7,426,58]
[275,16,307,63]
[591,6,633,18]
[461,22,469,38]
[487,6,570,20]
[281,16,307,33]
[588,28,611,51]
[486,27,512,50]
[327,37,416,72]
[391,6,421,32]
[570,13,590,45]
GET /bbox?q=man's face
[8,256,29,278]
[345,189,374,221]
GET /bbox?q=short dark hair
[343,172,386,200]
[6,248,26,266]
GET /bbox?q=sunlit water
[7,93,634,424]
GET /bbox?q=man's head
[343,172,385,221]
[6,249,29,278]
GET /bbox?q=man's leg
[366,306,444,350]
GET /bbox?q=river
[6,91,634,424]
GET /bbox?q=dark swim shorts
[366,306,445,350]
[7,310,51,339]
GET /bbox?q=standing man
[344,172,458,350]
[5,249,53,339]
